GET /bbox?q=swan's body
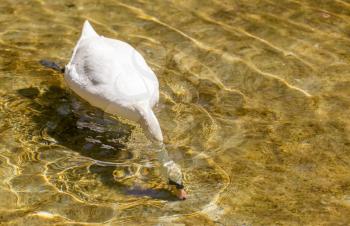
[65,20,162,142]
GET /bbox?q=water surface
[1,0,350,225]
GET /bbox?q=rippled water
[1,0,350,225]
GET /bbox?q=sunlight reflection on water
[1,0,350,225]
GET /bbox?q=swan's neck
[155,144,183,187]
[136,103,163,143]
[136,104,183,185]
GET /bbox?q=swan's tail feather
[39,60,65,73]
[81,20,99,39]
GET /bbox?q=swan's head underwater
[157,146,187,200]
[166,161,187,200]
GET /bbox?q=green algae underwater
[1,0,350,225]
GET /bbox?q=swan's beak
[175,188,187,200]
[168,179,187,200]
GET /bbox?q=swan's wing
[132,46,160,107]
[102,37,160,107]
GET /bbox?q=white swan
[40,20,186,200]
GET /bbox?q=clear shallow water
[1,0,350,225]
